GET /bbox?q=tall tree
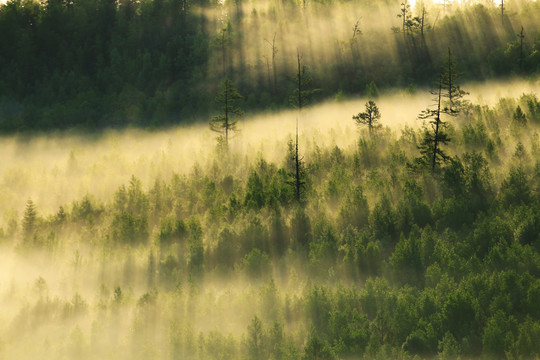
[210,78,243,147]
[397,1,413,34]
[288,51,318,204]
[265,32,278,93]
[500,0,505,25]
[518,26,525,72]
[289,50,319,110]
[287,124,307,204]
[415,75,451,174]
[353,100,382,137]
[441,48,467,113]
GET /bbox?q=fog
[1,76,538,220]
[199,0,539,95]
[0,75,539,359]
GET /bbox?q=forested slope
[1,89,539,359]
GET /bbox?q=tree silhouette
[353,100,382,137]
[288,51,318,204]
[518,26,525,72]
[441,48,467,113]
[415,75,451,174]
[289,50,319,110]
[397,1,413,34]
[210,78,243,147]
[22,199,37,239]
[287,128,307,204]
[265,32,278,93]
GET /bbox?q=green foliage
[157,217,187,247]
[365,82,379,99]
[500,167,531,208]
[111,176,149,244]
[187,217,204,278]
[482,310,517,358]
[245,171,266,209]
[22,199,37,241]
[338,185,369,231]
[290,206,312,249]
[0,0,539,132]
[390,232,424,286]
[513,105,527,125]
[302,332,335,360]
[243,249,270,279]
[4,85,540,359]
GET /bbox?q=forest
[0,0,539,130]
[0,0,540,359]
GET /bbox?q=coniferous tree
[286,129,307,204]
[397,1,413,34]
[210,78,243,147]
[513,105,527,125]
[441,48,467,113]
[289,51,319,111]
[247,315,264,360]
[287,51,318,204]
[353,100,382,137]
[415,75,451,174]
[22,199,37,240]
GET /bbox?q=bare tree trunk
[519,26,524,72]
[295,118,301,202]
[432,77,442,174]
[271,33,277,93]
[297,50,303,110]
[225,84,229,145]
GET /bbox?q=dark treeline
[0,0,208,131]
[0,0,539,132]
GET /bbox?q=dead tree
[265,32,278,93]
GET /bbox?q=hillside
[1,77,540,358]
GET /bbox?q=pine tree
[210,78,243,147]
[353,100,382,137]
[397,1,413,33]
[415,75,451,174]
